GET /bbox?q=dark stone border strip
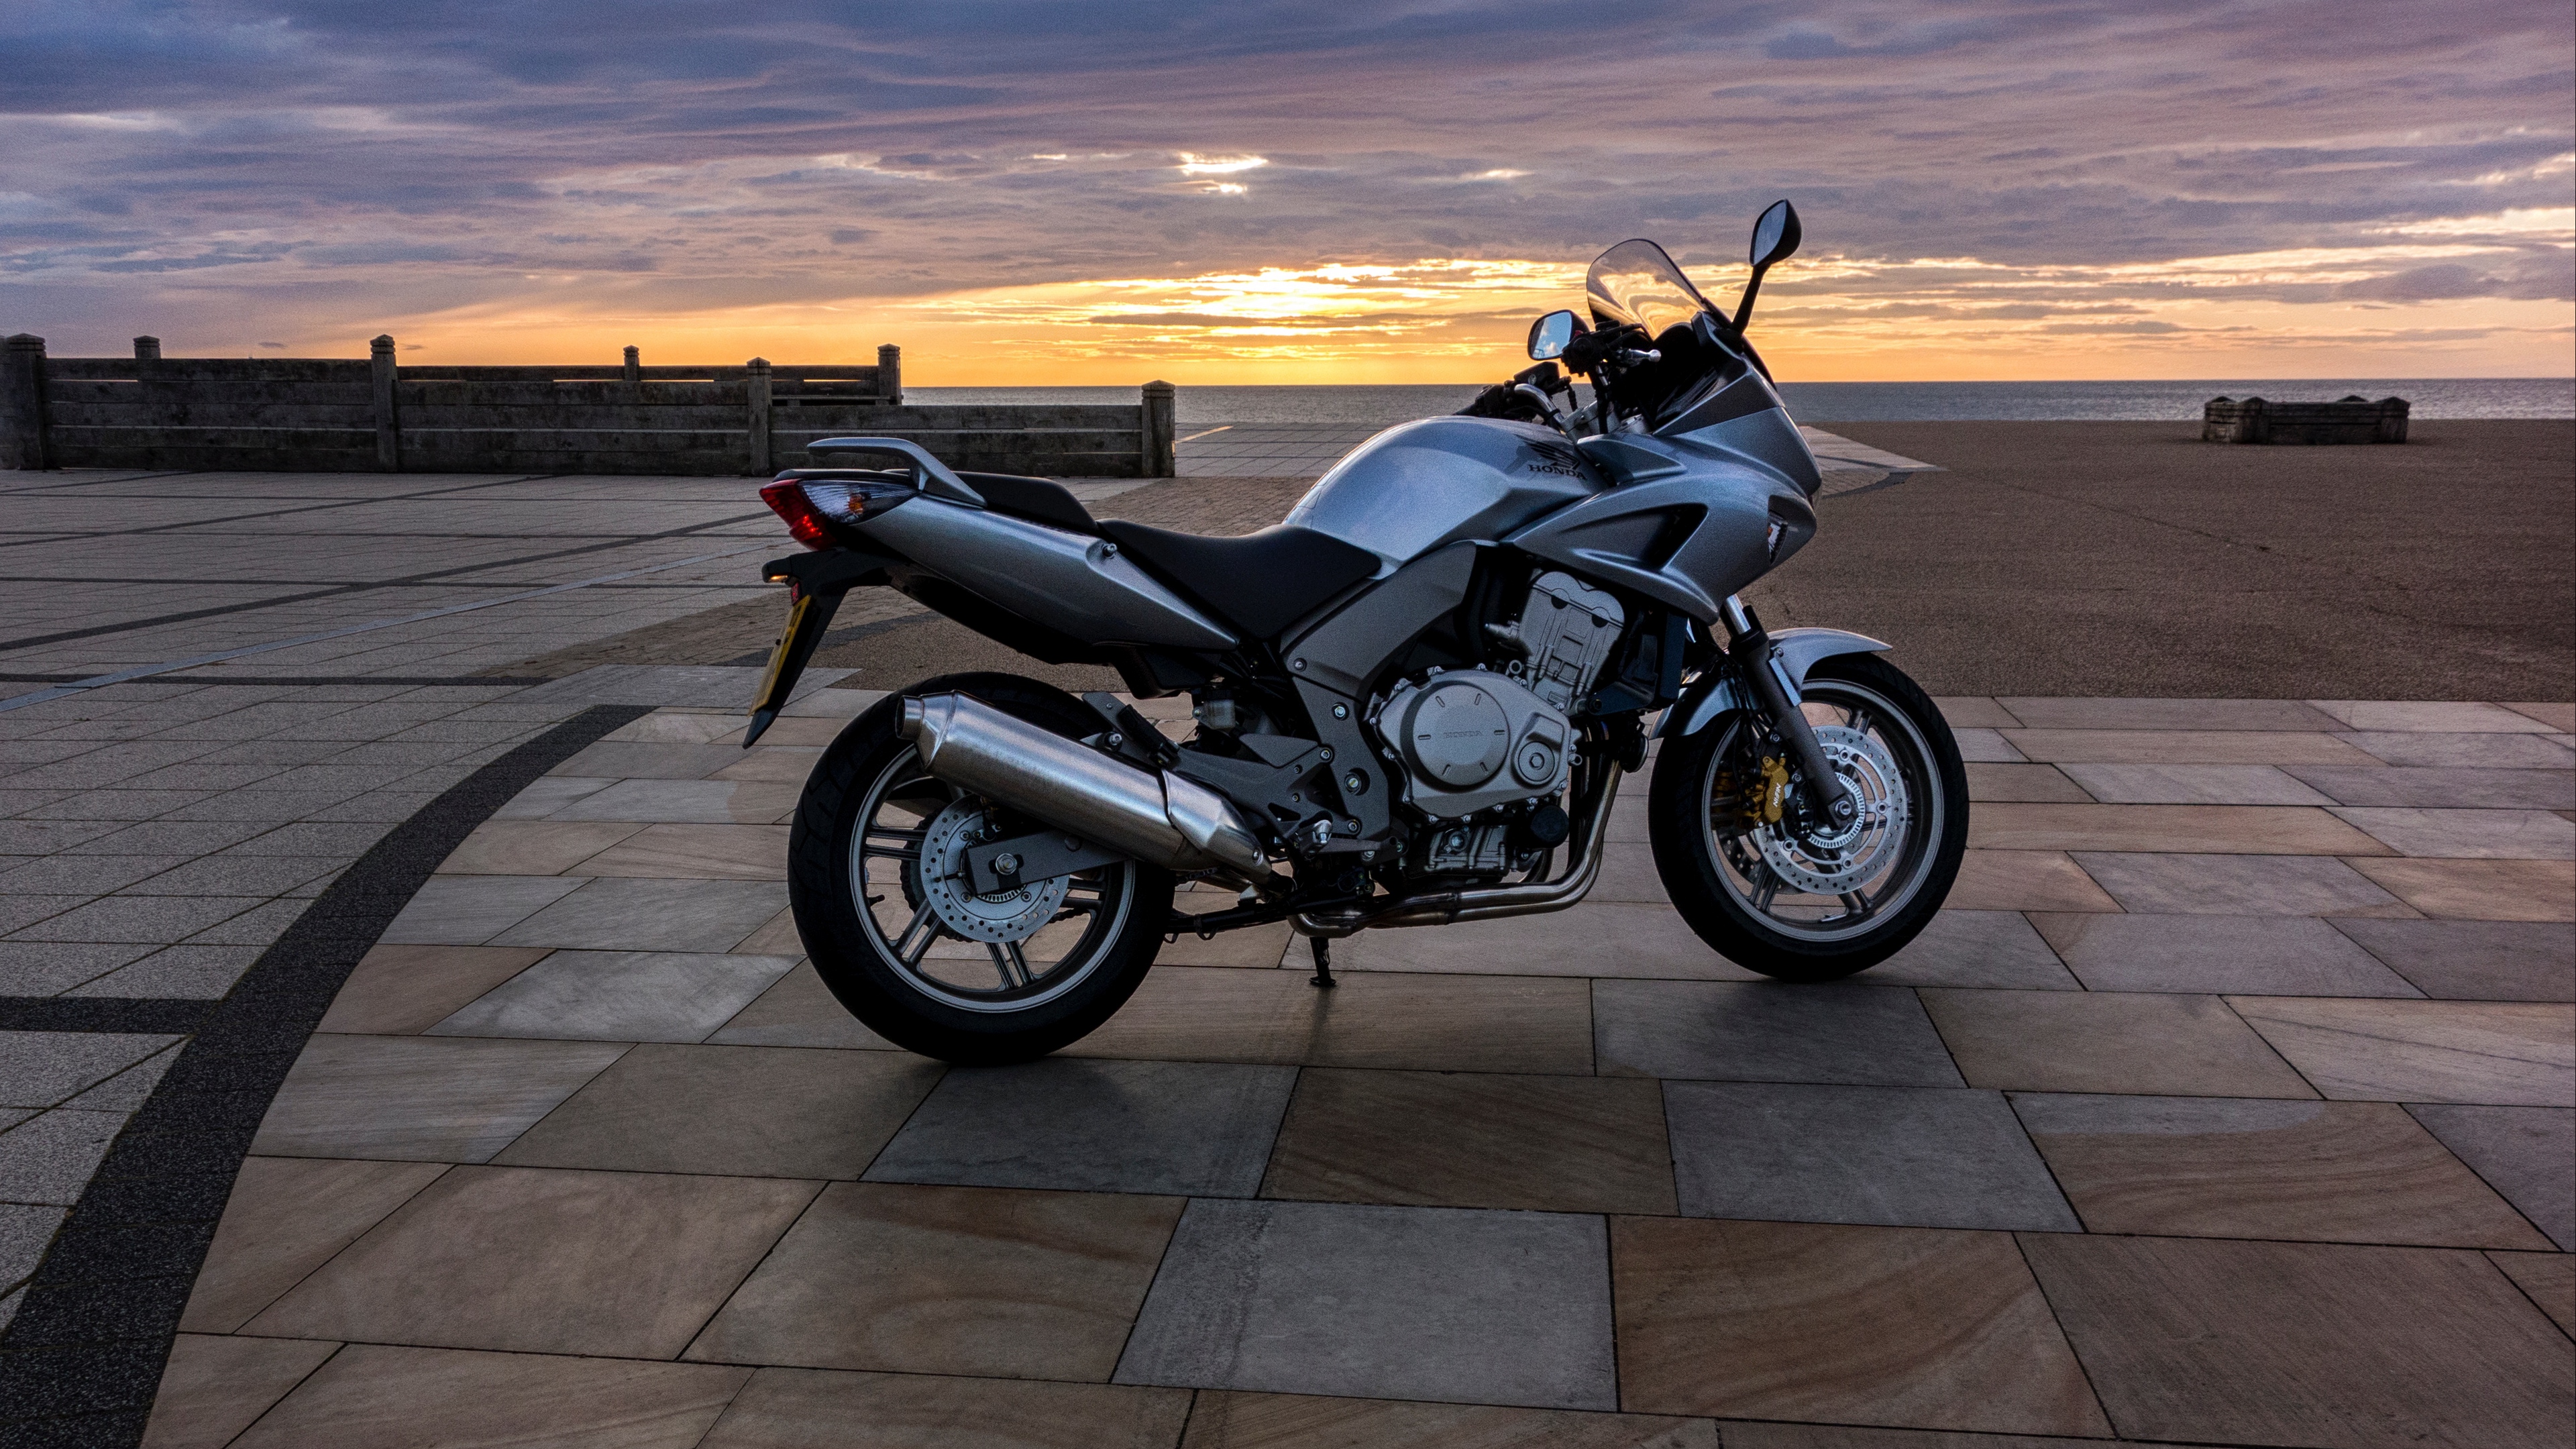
[0,1002,212,1035]
[0,704,651,1447]
[0,676,553,688]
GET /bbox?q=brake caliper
[1715,755,1792,827]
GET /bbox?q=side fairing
[1508,412,1817,623]
[1285,416,1605,567]
[859,496,1238,651]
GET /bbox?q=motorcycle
[747,201,1968,1064]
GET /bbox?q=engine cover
[1375,669,1568,820]
[1502,572,1624,712]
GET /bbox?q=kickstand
[1307,936,1337,989]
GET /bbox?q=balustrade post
[876,343,902,404]
[133,335,161,360]
[746,357,773,475]
[1141,379,1176,478]
[370,334,401,472]
[1,334,50,471]
[623,345,641,386]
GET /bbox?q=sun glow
[197,233,2572,384]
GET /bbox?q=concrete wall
[0,335,1178,478]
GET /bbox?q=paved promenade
[0,431,2567,1446]
[150,691,2573,1445]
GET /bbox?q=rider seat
[1097,519,1382,640]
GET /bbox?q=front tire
[1648,653,1967,981]
[788,672,1173,1063]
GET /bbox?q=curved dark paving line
[0,703,650,1446]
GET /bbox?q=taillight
[759,476,914,550]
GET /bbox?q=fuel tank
[1283,416,1607,568]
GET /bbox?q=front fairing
[1509,417,1818,623]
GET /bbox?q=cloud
[0,0,2566,376]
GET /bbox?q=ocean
[910,378,2574,428]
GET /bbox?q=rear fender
[1656,626,1891,739]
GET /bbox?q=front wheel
[788,673,1173,1064]
[1648,653,1967,981]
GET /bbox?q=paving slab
[1921,989,2316,1097]
[1185,1392,1719,1448]
[1864,910,2080,989]
[2287,765,2576,809]
[706,962,901,1050]
[2015,1093,2550,1248]
[1942,851,2119,912]
[180,1157,451,1334]
[243,1165,818,1358]
[1611,1217,2108,1434]
[1118,1198,1616,1411]
[2071,851,2414,916]
[2055,763,2334,805]
[2020,1233,2575,1448]
[484,876,788,953]
[2328,918,2576,1001]
[1663,1081,2077,1231]
[427,949,796,1043]
[2229,997,2575,1105]
[312,943,550,1034]
[495,1044,942,1179]
[376,874,585,945]
[250,1034,629,1162]
[2347,856,2576,920]
[2487,1250,2576,1335]
[2031,912,2423,996]
[865,1057,1293,1197]
[144,1334,344,1449]
[686,1181,1181,1381]
[1593,980,1962,1086]
[2402,1104,2576,1249]
[221,1344,749,1449]
[2336,731,2575,768]
[702,1367,1192,1449]
[1063,965,1597,1071]
[1262,1068,1675,1215]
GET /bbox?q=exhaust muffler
[900,692,1270,880]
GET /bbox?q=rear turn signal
[759,476,915,550]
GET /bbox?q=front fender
[1656,626,1892,739]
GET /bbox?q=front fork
[1719,596,1856,828]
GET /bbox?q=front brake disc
[1754,724,1909,896]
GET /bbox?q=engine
[1371,572,1624,872]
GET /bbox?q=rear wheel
[787,672,1171,1063]
[1648,653,1966,981]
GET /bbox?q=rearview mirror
[1750,200,1801,268]
[1733,200,1802,331]
[1527,310,1580,361]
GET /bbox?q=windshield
[1587,238,1719,339]
[1585,238,1761,429]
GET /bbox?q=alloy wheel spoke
[988,940,1034,989]
[892,901,942,969]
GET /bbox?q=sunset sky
[4,1,2571,384]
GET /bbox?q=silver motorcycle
[747,201,1968,1063]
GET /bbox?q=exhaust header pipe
[900,692,1269,880]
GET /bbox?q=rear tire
[787,672,1172,1063]
[1648,653,1967,981]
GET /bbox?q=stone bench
[2204,394,2409,444]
